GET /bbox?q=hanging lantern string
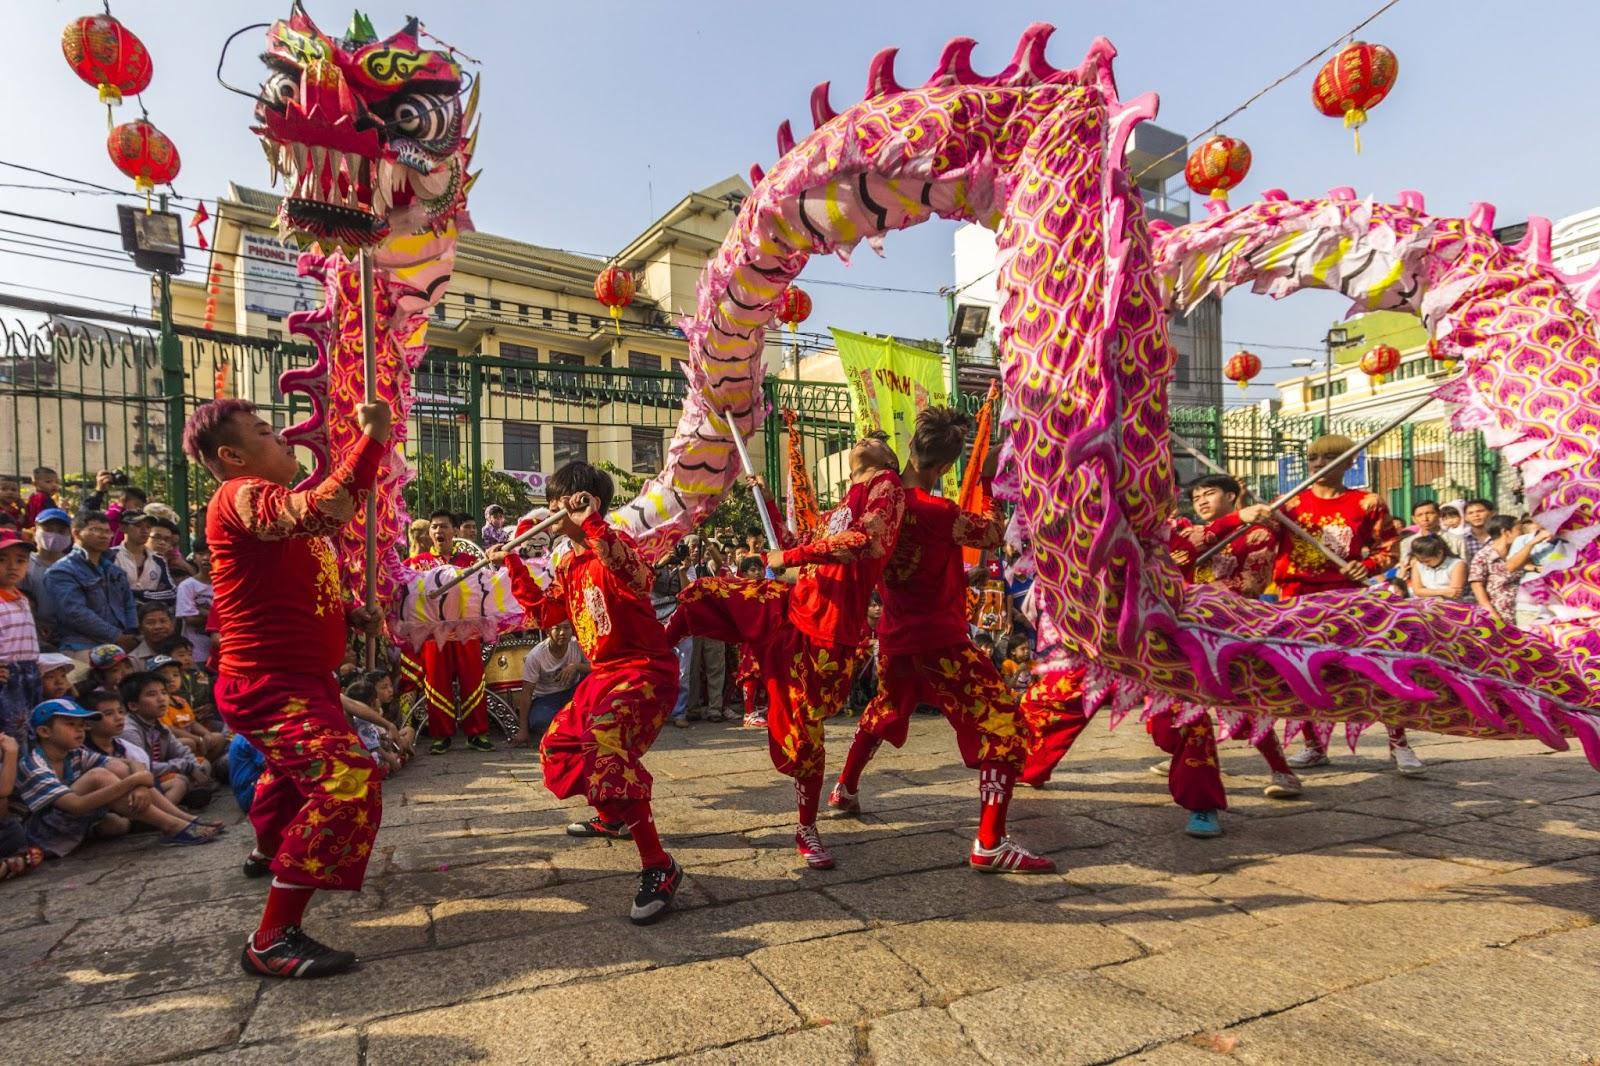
[1130,0,1403,186]
[418,25,481,65]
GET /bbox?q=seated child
[79,644,135,700]
[149,655,227,763]
[37,653,77,702]
[158,635,218,729]
[0,732,46,881]
[119,671,214,809]
[0,526,43,745]
[18,698,218,855]
[365,670,415,760]
[79,688,224,833]
[342,677,402,775]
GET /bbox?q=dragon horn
[750,164,766,186]
[462,75,481,129]
[463,119,481,164]
[866,47,902,97]
[810,81,836,129]
[776,120,796,158]
[928,37,979,86]
[998,23,1058,83]
[463,169,482,196]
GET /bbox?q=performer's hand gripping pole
[1193,390,1436,569]
[359,250,379,668]
[430,506,570,599]
[1171,432,1376,586]
[726,409,780,551]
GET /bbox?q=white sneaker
[1263,771,1303,798]
[1148,762,1170,777]
[1286,747,1330,769]
[1391,745,1426,776]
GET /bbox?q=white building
[950,121,1223,410]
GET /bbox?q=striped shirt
[0,589,40,662]
[16,746,110,813]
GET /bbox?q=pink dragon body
[245,4,517,646]
[619,23,1600,764]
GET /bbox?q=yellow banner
[831,328,952,490]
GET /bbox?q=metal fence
[0,297,1501,546]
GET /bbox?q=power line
[0,158,190,204]
[1131,0,1405,184]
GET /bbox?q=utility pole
[156,193,190,550]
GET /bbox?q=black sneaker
[242,852,272,879]
[566,816,632,839]
[429,737,452,755]
[630,859,682,925]
[240,925,357,979]
[466,734,494,752]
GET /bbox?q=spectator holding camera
[45,511,138,653]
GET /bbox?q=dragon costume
[606,23,1600,764]
[248,3,517,646]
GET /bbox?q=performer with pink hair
[184,397,390,980]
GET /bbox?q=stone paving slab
[1,718,1597,1065]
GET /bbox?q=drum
[482,630,542,734]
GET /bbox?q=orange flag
[782,408,823,537]
[959,380,1000,566]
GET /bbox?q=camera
[109,469,131,488]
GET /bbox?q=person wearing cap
[150,654,227,765]
[82,475,147,547]
[36,652,76,703]
[481,504,509,547]
[0,526,42,746]
[45,510,138,653]
[17,697,218,856]
[82,644,135,698]
[1259,435,1421,776]
[20,506,72,645]
[114,510,178,610]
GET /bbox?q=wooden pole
[360,250,379,669]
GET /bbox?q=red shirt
[408,550,477,571]
[505,513,672,671]
[878,486,1004,655]
[23,492,55,527]
[1168,512,1284,599]
[206,434,385,677]
[1273,487,1397,599]
[768,468,905,649]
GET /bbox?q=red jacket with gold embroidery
[206,434,384,677]
[764,468,905,649]
[407,550,477,571]
[1273,488,1397,598]
[879,485,1004,655]
[504,513,672,671]
[1167,512,1284,599]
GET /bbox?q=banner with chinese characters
[830,328,953,493]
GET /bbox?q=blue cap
[29,698,102,730]
[35,507,70,526]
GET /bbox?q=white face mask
[35,528,70,553]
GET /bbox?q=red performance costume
[208,434,385,893]
[400,549,489,742]
[668,469,904,868]
[1274,486,1411,759]
[503,514,679,875]
[834,486,1050,871]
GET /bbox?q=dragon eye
[258,70,297,111]
[391,92,459,147]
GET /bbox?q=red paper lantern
[1224,349,1261,391]
[106,119,180,204]
[775,287,812,333]
[1185,136,1252,200]
[593,266,636,335]
[1312,42,1398,152]
[1360,343,1401,384]
[61,14,152,106]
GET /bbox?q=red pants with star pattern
[215,671,381,890]
[539,661,678,806]
[861,644,1028,772]
[669,577,857,780]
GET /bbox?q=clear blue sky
[8,1,1597,393]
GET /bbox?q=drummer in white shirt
[514,622,590,748]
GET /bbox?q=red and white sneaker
[970,836,1057,875]
[827,783,861,817]
[795,825,837,870]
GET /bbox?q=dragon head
[253,2,478,247]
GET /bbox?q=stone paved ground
[3,716,1598,1065]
